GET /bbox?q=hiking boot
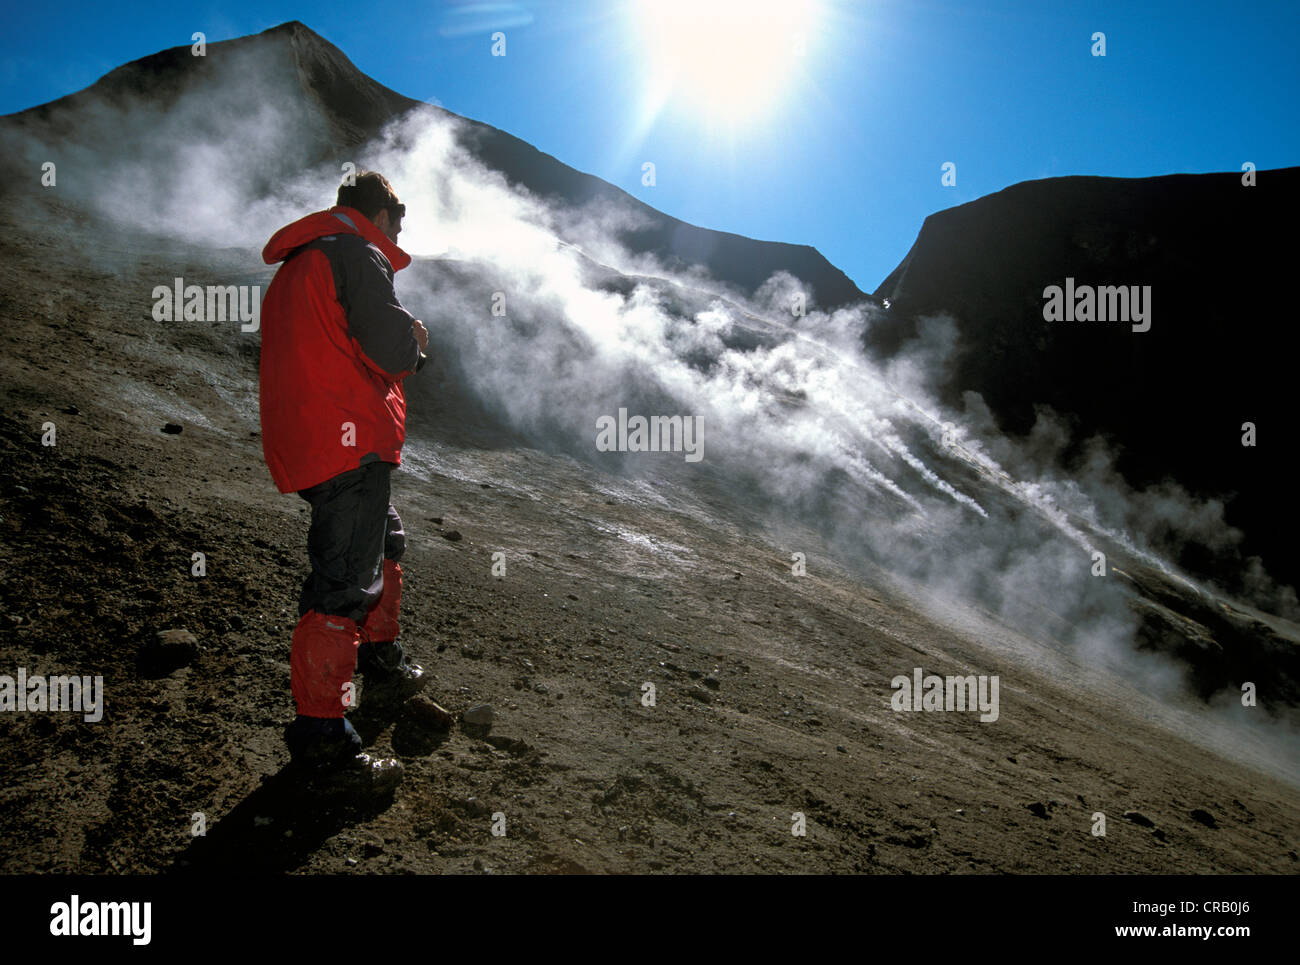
[284,717,403,795]
[285,715,362,767]
[362,662,427,707]
[356,640,427,707]
[303,752,404,796]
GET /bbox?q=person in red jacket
[259,171,429,791]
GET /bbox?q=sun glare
[630,0,824,125]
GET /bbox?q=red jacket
[259,206,423,493]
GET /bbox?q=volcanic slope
[0,203,1296,874]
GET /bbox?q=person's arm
[410,319,430,376]
[341,243,421,381]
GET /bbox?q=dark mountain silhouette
[1,20,865,310]
[872,169,1299,593]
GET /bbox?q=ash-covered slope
[2,208,1298,874]
[1,20,865,310]
[871,169,1300,593]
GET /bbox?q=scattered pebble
[1123,810,1156,828]
[407,695,455,730]
[139,628,199,675]
[463,703,495,726]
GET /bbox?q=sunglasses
[386,203,406,219]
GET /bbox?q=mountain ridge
[2,20,867,310]
[871,166,1300,594]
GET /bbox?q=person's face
[374,204,404,243]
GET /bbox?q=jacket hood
[262,205,412,270]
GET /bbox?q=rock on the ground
[463,703,494,726]
[139,628,199,676]
[1190,808,1217,828]
[1123,810,1156,828]
[407,695,455,730]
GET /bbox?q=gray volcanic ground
[0,23,1295,873]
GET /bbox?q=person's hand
[412,319,429,353]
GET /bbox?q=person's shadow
[169,708,452,873]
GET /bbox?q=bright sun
[630,0,824,125]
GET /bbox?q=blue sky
[2,0,1297,292]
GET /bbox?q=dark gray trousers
[296,460,405,623]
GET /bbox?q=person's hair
[337,171,401,222]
